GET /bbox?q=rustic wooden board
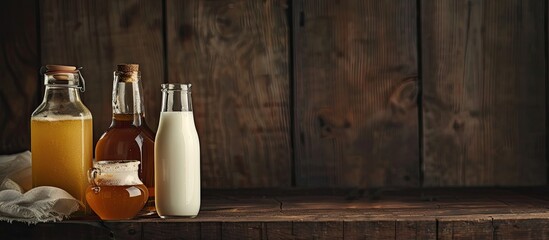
[3,189,549,239]
[201,222,222,239]
[104,222,142,240]
[421,0,546,186]
[1,221,113,240]
[0,0,39,154]
[40,0,164,146]
[493,219,549,239]
[437,219,493,240]
[292,221,344,240]
[396,220,437,239]
[293,0,419,187]
[166,0,292,187]
[344,221,395,239]
[142,222,200,239]
[264,222,293,240]
[222,222,263,240]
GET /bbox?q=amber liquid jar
[86,160,148,220]
[95,64,155,208]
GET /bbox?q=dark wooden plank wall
[422,0,546,186]
[0,0,39,154]
[293,0,419,187]
[0,0,546,188]
[166,0,292,187]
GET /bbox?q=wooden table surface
[2,188,549,239]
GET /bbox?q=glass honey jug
[86,160,148,220]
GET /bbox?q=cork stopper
[117,64,139,72]
[116,64,139,82]
[45,65,77,81]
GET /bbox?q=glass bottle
[155,83,200,218]
[94,64,155,204]
[31,65,93,213]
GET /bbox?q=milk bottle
[155,83,200,217]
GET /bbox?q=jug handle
[88,168,100,192]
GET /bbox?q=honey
[85,160,148,220]
[86,185,148,220]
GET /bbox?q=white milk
[155,111,200,217]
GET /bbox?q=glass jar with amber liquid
[94,64,155,213]
[31,65,93,214]
[86,160,148,220]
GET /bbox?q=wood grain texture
[421,0,546,186]
[40,0,164,147]
[493,219,549,239]
[4,189,549,239]
[344,221,395,239]
[1,221,114,240]
[166,0,292,187]
[293,0,419,187]
[104,222,143,240]
[396,221,437,239]
[222,222,263,240]
[0,0,39,154]
[142,222,200,239]
[265,222,293,240]
[438,219,493,240]
[201,223,222,239]
[292,221,344,240]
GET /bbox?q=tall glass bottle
[95,64,155,202]
[31,65,93,213]
[155,83,200,218]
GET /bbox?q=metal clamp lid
[40,65,86,92]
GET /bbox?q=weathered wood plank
[493,219,549,239]
[344,221,395,239]
[0,222,114,240]
[166,0,292,188]
[265,222,293,240]
[40,0,164,146]
[201,222,222,239]
[437,219,493,240]
[293,0,419,187]
[292,221,343,240]
[142,222,200,239]
[0,0,39,154]
[396,220,437,239]
[222,222,263,240]
[104,222,143,240]
[3,189,549,238]
[421,0,546,186]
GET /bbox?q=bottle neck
[43,85,82,104]
[42,70,84,104]
[112,72,146,115]
[112,71,148,126]
[161,84,193,112]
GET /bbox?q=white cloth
[0,151,80,224]
[0,151,32,192]
[0,187,80,223]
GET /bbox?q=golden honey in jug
[86,160,148,220]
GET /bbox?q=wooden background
[0,0,545,188]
